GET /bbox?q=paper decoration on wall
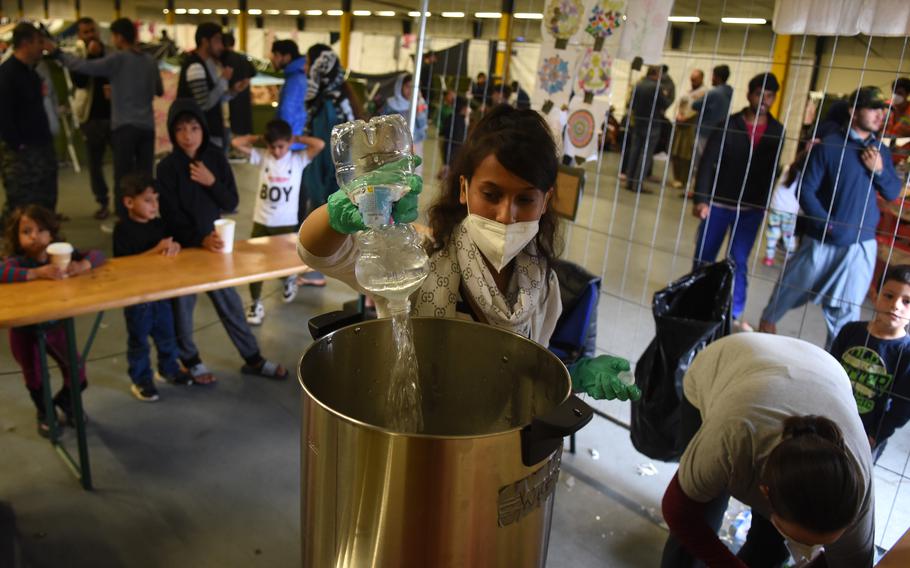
[563,97,609,160]
[616,0,673,64]
[772,0,910,37]
[576,48,612,102]
[543,0,586,49]
[584,0,624,51]
[533,45,582,114]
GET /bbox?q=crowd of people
[3,16,910,566]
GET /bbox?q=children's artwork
[532,45,582,114]
[584,0,625,51]
[616,0,673,64]
[542,0,586,48]
[576,48,612,99]
[563,97,609,160]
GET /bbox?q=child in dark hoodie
[156,99,288,383]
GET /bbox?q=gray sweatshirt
[59,49,163,131]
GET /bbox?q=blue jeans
[693,206,765,320]
[124,300,181,385]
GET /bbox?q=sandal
[188,363,217,385]
[242,359,288,380]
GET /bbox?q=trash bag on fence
[630,260,734,462]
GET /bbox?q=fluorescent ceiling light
[284,9,301,16]
[408,11,431,17]
[305,10,323,16]
[376,11,396,17]
[475,12,502,19]
[188,8,200,15]
[231,9,241,15]
[668,16,700,23]
[175,8,187,14]
[266,10,280,16]
[162,8,169,14]
[442,11,465,18]
[514,13,544,20]
[248,9,262,16]
[327,9,344,16]
[353,10,372,16]
[202,8,212,14]
[721,17,767,24]
[215,9,229,15]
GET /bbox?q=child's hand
[66,259,92,277]
[189,161,216,187]
[202,231,225,252]
[155,237,181,257]
[29,264,66,281]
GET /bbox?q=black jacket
[156,99,238,248]
[177,52,224,140]
[694,110,784,208]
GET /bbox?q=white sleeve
[296,233,364,294]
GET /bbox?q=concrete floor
[1,136,908,567]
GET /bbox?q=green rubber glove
[570,355,642,401]
[329,156,423,233]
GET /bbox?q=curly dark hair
[3,205,62,257]
[427,105,562,266]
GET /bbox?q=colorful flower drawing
[544,0,585,41]
[538,55,572,96]
[576,49,612,96]
[585,2,623,41]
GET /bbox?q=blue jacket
[692,84,733,140]
[277,56,308,151]
[800,130,902,246]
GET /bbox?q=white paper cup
[46,242,74,270]
[214,219,235,253]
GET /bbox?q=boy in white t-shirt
[231,119,324,324]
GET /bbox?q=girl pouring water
[297,105,639,401]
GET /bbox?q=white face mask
[462,182,540,273]
[894,94,906,106]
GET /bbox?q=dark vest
[177,53,224,139]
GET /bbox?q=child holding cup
[2,205,105,436]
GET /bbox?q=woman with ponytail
[661,334,873,568]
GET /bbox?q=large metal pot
[299,317,592,568]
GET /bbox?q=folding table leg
[64,318,92,490]
[36,327,61,442]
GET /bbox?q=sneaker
[93,205,110,220]
[100,221,115,234]
[282,276,299,304]
[246,300,265,325]
[131,382,160,402]
[155,369,194,386]
[762,256,775,267]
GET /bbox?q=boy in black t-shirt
[113,173,193,401]
[829,264,910,461]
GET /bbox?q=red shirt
[744,120,768,148]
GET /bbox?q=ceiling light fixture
[231,9,241,15]
[187,8,200,15]
[353,10,372,16]
[215,9,230,15]
[175,8,187,14]
[408,11,431,17]
[266,9,280,15]
[721,17,767,24]
[668,16,701,23]
[305,10,323,16]
[376,11,396,17]
[248,9,262,16]
[327,9,344,16]
[284,9,301,16]
[162,8,170,14]
[201,8,213,14]
[514,12,544,20]
[441,11,465,18]
[474,12,502,19]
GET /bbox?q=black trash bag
[630,260,734,462]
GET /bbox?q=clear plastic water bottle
[331,115,428,313]
[331,114,417,228]
[618,370,635,386]
[354,224,429,314]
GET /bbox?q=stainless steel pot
[299,317,593,568]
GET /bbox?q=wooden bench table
[0,234,304,489]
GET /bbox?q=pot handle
[308,310,366,340]
[520,394,593,467]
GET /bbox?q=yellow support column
[340,0,353,69]
[770,34,792,119]
[495,0,515,83]
[166,0,174,26]
[114,0,121,19]
[238,0,248,51]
